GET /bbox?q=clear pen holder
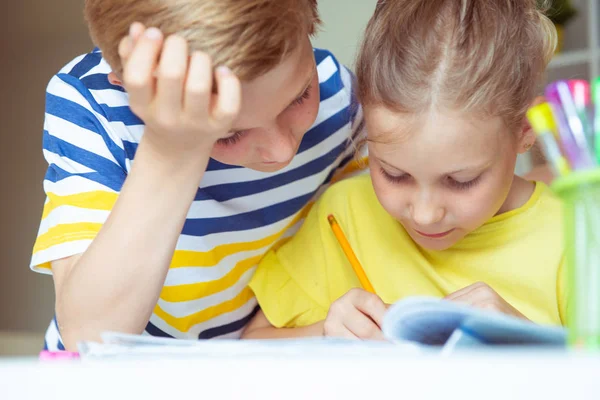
[552,169,600,349]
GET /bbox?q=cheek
[451,179,510,227]
[288,96,320,137]
[210,141,253,166]
[284,78,321,137]
[370,169,405,219]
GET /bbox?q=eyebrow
[378,157,490,176]
[228,71,314,134]
[378,158,405,173]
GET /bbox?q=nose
[258,125,299,164]
[409,190,445,227]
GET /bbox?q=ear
[108,72,123,87]
[517,96,543,154]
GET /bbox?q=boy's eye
[447,176,480,191]
[380,168,411,184]
[291,84,312,107]
[217,130,246,147]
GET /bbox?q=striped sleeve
[30,73,127,273]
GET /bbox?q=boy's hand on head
[118,23,241,158]
[324,288,387,340]
[445,282,530,321]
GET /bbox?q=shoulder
[532,182,563,218]
[45,50,142,144]
[47,49,129,113]
[317,174,375,212]
[313,48,355,98]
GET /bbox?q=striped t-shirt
[31,48,367,350]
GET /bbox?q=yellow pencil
[327,214,376,294]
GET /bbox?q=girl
[243,0,566,340]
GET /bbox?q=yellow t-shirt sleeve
[250,251,328,328]
[250,183,354,328]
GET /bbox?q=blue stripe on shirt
[198,306,260,339]
[195,140,347,202]
[57,74,142,126]
[81,73,126,92]
[145,322,175,338]
[46,93,127,170]
[183,191,315,236]
[68,52,102,79]
[297,105,353,154]
[43,133,127,192]
[319,66,344,103]
[313,48,331,65]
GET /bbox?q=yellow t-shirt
[249,174,567,328]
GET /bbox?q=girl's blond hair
[84,0,320,79]
[356,0,556,132]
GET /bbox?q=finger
[211,66,241,125]
[130,21,145,42]
[123,27,164,110]
[118,22,146,68]
[444,282,487,301]
[155,34,188,119]
[324,319,359,340]
[351,290,387,328]
[343,308,385,341]
[183,51,213,118]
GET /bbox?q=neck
[496,175,535,216]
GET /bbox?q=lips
[414,228,455,239]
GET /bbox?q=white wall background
[312,0,378,69]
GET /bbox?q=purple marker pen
[545,81,595,169]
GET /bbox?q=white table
[1,350,599,400]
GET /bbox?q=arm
[53,139,212,349]
[51,25,241,350]
[243,291,387,341]
[242,310,325,339]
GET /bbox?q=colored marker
[527,103,571,177]
[568,79,593,142]
[591,77,600,163]
[545,81,595,169]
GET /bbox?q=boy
[32,0,365,350]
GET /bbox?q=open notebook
[78,297,566,359]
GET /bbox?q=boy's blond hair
[356,0,556,131]
[84,0,320,79]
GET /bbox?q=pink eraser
[39,350,80,360]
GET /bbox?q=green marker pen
[591,77,600,164]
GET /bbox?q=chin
[407,231,462,251]
[246,161,292,173]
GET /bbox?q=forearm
[242,322,325,339]
[56,138,210,349]
[241,309,325,339]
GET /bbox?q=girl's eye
[291,84,312,107]
[217,130,246,147]
[447,176,480,191]
[380,168,411,184]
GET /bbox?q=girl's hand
[323,288,388,340]
[445,282,529,321]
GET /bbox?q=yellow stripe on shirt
[169,201,314,268]
[41,191,118,220]
[154,286,256,332]
[160,255,262,302]
[33,222,104,253]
